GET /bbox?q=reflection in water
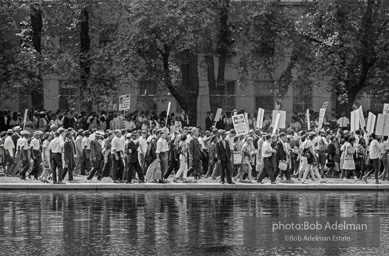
[0,191,388,256]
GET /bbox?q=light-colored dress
[342,142,355,170]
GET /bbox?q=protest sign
[383,104,389,114]
[366,112,376,135]
[318,108,326,130]
[358,106,366,130]
[350,110,360,132]
[306,109,310,131]
[271,110,286,129]
[375,114,389,136]
[23,109,28,129]
[232,114,249,136]
[256,108,265,129]
[272,113,281,134]
[214,108,223,122]
[118,94,131,111]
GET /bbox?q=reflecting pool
[0,191,388,255]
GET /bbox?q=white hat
[20,130,30,135]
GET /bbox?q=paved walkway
[0,175,388,190]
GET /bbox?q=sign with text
[256,108,265,129]
[383,103,389,114]
[375,114,389,136]
[214,108,223,122]
[306,109,310,131]
[350,110,360,132]
[244,217,380,248]
[272,110,286,129]
[318,108,326,130]
[272,112,281,134]
[118,94,131,111]
[366,112,376,135]
[232,114,249,136]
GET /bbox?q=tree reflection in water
[0,191,388,256]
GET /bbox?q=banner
[214,108,223,122]
[383,103,389,114]
[271,110,286,129]
[318,108,326,130]
[350,110,360,133]
[118,94,131,111]
[232,114,249,136]
[366,112,376,135]
[375,114,389,136]
[306,109,310,131]
[272,113,281,134]
[358,106,366,130]
[256,108,265,129]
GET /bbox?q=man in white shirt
[138,130,148,170]
[156,130,169,179]
[3,129,16,175]
[111,129,125,182]
[29,131,42,180]
[18,131,31,180]
[81,131,91,175]
[49,128,66,184]
[337,112,350,130]
[363,134,381,184]
[257,134,276,184]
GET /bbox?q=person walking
[126,133,145,184]
[49,128,66,184]
[62,130,75,181]
[215,130,234,184]
[173,134,189,182]
[29,131,42,180]
[87,131,104,180]
[110,130,125,183]
[257,134,277,184]
[363,134,381,184]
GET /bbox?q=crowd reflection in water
[0,192,388,255]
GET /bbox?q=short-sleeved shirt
[262,140,273,158]
[49,137,64,153]
[3,136,15,157]
[156,138,169,153]
[111,137,124,153]
[30,138,40,150]
[82,137,91,149]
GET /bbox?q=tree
[107,0,215,125]
[295,0,389,113]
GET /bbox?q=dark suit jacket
[127,140,139,163]
[189,137,201,160]
[205,117,213,131]
[215,139,231,162]
[276,140,286,162]
[90,139,103,161]
[64,139,75,164]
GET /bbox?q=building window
[138,81,157,112]
[254,81,274,114]
[293,83,312,113]
[209,81,236,111]
[59,81,77,111]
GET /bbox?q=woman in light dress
[173,134,189,182]
[342,136,357,180]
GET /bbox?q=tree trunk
[204,55,218,114]
[30,4,44,110]
[80,7,91,112]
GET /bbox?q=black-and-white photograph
[1,0,389,255]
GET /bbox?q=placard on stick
[350,110,360,132]
[256,108,265,129]
[318,108,326,130]
[306,109,310,131]
[375,114,389,136]
[271,110,286,129]
[358,106,366,130]
[272,113,281,134]
[232,114,249,136]
[366,112,376,135]
[214,108,223,122]
[118,94,131,111]
[383,104,389,114]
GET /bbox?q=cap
[50,124,57,130]
[77,129,84,134]
[6,129,13,134]
[34,131,43,136]
[125,133,132,138]
[20,130,30,135]
[14,126,21,131]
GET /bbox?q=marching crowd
[0,108,388,185]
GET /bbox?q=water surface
[0,191,388,255]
